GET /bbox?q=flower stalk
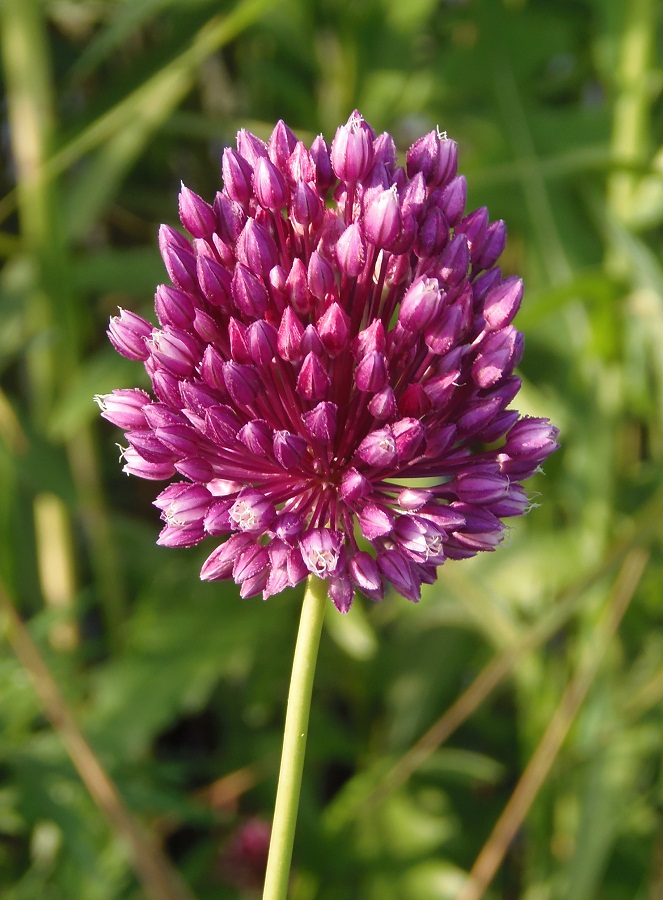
[262,575,328,900]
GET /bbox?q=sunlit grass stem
[1,0,128,646]
[607,0,656,226]
[263,576,328,900]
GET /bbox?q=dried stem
[0,579,196,900]
[458,548,648,900]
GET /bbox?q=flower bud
[327,573,353,612]
[179,183,217,237]
[287,141,317,184]
[296,352,331,401]
[439,175,466,226]
[437,233,470,286]
[359,504,394,540]
[222,361,260,406]
[108,309,152,360]
[236,219,278,278]
[231,264,269,318]
[200,534,254,581]
[392,417,425,461]
[355,350,388,392]
[406,130,458,188]
[471,327,522,389]
[236,129,268,166]
[330,111,374,183]
[214,191,246,243]
[399,277,443,331]
[414,206,449,258]
[363,185,402,250]
[291,180,323,230]
[377,548,420,602]
[310,134,335,193]
[307,250,336,301]
[285,258,313,315]
[372,132,398,174]
[476,219,507,271]
[148,326,199,377]
[482,276,523,330]
[317,302,350,356]
[196,252,232,309]
[302,401,338,443]
[336,223,366,277]
[155,284,195,328]
[339,468,371,505]
[367,385,397,419]
[356,426,397,467]
[247,319,278,367]
[238,419,273,455]
[192,309,223,345]
[159,224,197,292]
[253,156,288,211]
[277,306,305,361]
[268,119,298,169]
[222,148,254,206]
[504,417,560,460]
[95,388,151,429]
[228,317,251,364]
[349,551,382,595]
[458,207,489,260]
[273,431,308,468]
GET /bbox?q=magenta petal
[238,420,273,456]
[108,309,152,360]
[296,352,331,401]
[355,351,388,392]
[330,110,373,183]
[482,276,524,330]
[96,388,151,429]
[273,431,308,468]
[229,489,275,533]
[328,576,354,613]
[377,549,421,602]
[359,504,394,540]
[339,468,371,505]
[356,427,397,468]
[299,528,344,577]
[336,223,366,276]
[349,551,382,594]
[302,401,337,444]
[179,183,217,237]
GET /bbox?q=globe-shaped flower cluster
[98,112,558,611]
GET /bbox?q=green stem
[262,575,328,900]
[606,0,656,276]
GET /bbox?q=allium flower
[97,111,558,612]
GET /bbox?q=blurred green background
[1,0,662,897]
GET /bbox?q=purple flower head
[101,114,558,612]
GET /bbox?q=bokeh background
[1,0,662,897]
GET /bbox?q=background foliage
[1,0,662,897]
